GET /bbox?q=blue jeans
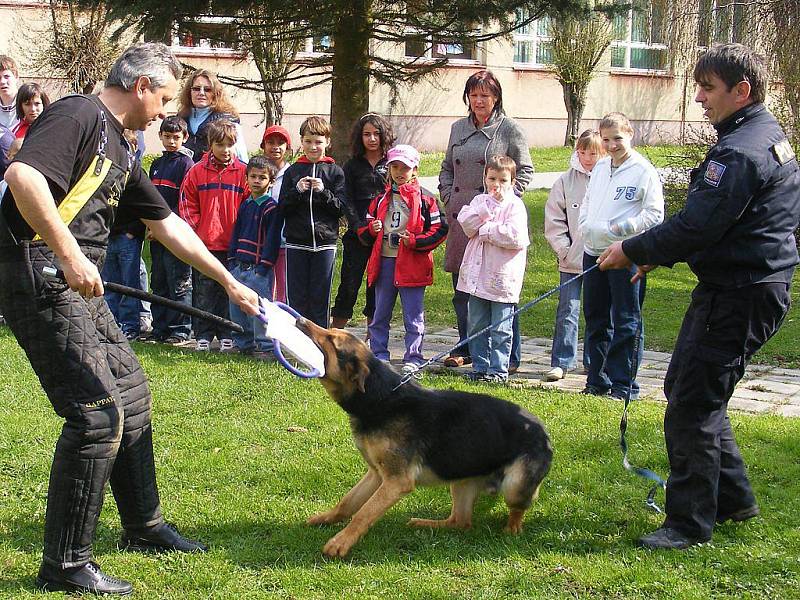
[451,271,521,365]
[551,271,589,370]
[229,262,274,352]
[102,233,143,335]
[582,252,645,398]
[467,295,514,377]
[150,241,192,340]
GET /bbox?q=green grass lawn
[1,330,799,598]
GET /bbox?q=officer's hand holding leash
[597,241,657,283]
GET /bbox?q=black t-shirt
[5,94,171,243]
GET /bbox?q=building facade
[0,0,763,152]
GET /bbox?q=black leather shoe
[638,527,707,550]
[36,561,133,596]
[717,505,760,524]
[120,522,208,553]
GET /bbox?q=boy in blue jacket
[228,155,281,355]
[149,116,195,344]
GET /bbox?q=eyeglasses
[191,86,212,93]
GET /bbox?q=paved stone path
[349,326,800,418]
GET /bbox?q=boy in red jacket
[357,144,448,375]
[179,119,248,351]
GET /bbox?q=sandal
[443,355,471,368]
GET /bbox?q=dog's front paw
[322,533,355,558]
[307,511,342,525]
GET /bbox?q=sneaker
[123,330,139,341]
[219,338,235,353]
[485,373,509,384]
[196,339,211,352]
[401,363,423,379]
[544,367,565,382]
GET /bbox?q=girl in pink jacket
[457,155,530,382]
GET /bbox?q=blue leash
[393,264,599,389]
[619,284,666,513]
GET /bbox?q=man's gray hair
[105,42,182,91]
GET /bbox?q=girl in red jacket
[357,144,448,375]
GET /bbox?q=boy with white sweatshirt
[578,112,664,400]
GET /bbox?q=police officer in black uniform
[0,43,260,595]
[599,43,800,549]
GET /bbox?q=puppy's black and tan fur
[296,319,552,558]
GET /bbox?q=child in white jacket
[457,155,530,382]
[543,129,604,382]
[578,113,664,400]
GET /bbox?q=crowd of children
[0,57,667,389]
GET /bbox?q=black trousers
[331,231,375,321]
[0,243,162,569]
[286,246,336,328]
[662,281,791,540]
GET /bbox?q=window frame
[512,10,553,68]
[610,2,669,73]
[403,30,479,65]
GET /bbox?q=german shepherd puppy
[296,319,553,558]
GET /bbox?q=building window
[697,0,748,47]
[404,34,476,61]
[513,9,553,66]
[611,1,668,71]
[173,17,237,51]
[301,34,333,54]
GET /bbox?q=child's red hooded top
[179,153,248,251]
[357,178,448,288]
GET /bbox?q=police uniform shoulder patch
[704,160,726,187]
[771,140,796,165]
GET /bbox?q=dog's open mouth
[295,318,324,352]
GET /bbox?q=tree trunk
[260,84,284,128]
[329,0,371,163]
[561,81,586,147]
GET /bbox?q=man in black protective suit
[599,43,800,549]
[0,43,260,595]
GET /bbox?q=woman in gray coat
[438,70,534,367]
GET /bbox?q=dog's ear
[347,360,369,393]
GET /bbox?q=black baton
[43,266,245,334]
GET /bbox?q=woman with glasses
[176,69,248,162]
